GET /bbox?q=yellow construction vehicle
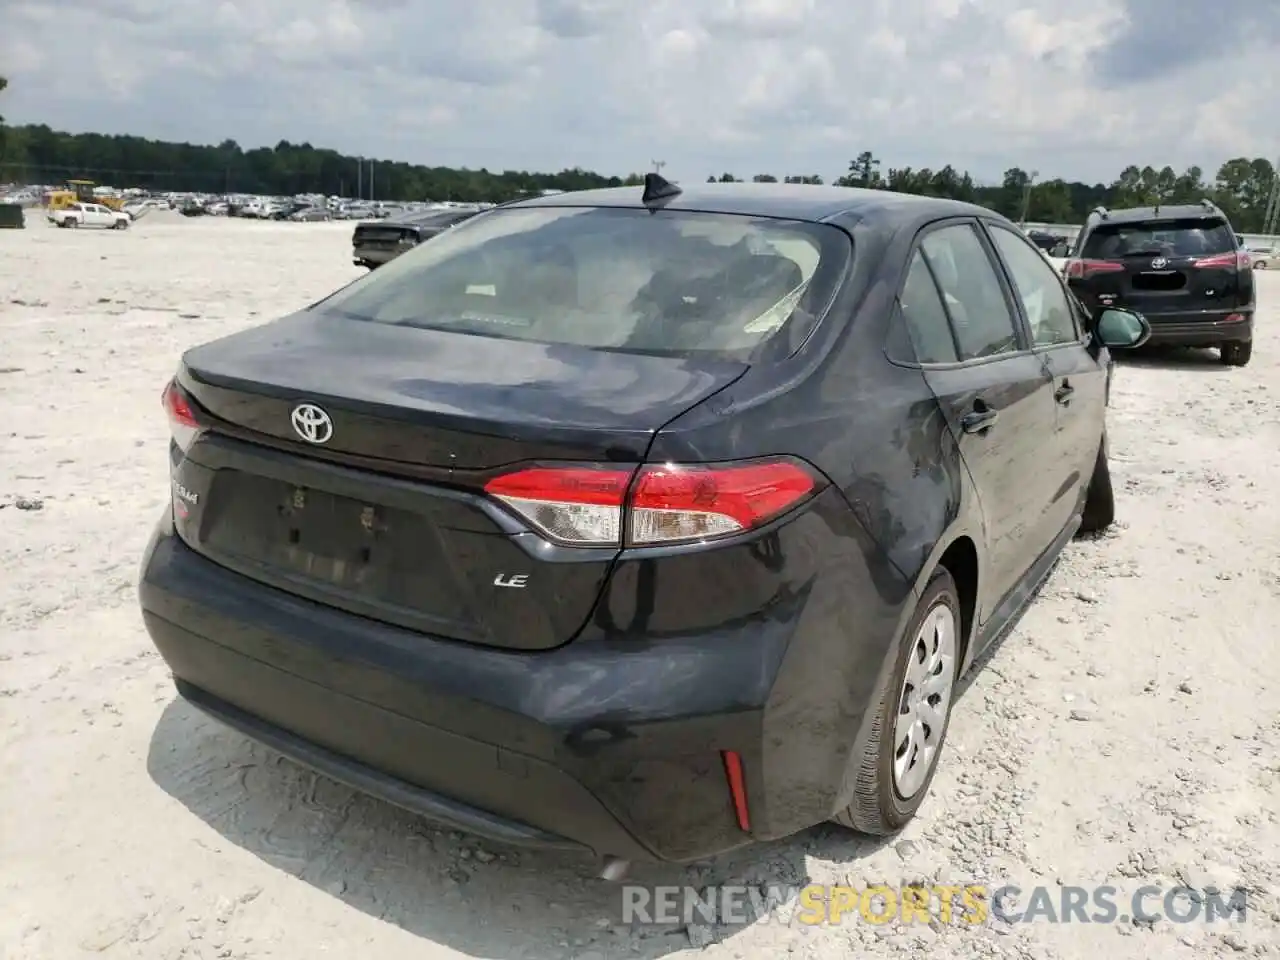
[47,180,126,212]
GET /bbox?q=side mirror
[1095,308,1150,349]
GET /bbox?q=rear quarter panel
[617,215,988,832]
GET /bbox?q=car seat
[627,253,803,351]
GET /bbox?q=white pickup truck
[49,202,131,230]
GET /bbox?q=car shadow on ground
[1114,345,1231,372]
[147,699,894,958]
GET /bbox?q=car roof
[505,182,1000,227]
[1089,203,1229,226]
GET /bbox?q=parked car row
[172,192,491,224]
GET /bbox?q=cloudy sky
[2,0,1276,184]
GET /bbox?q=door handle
[1055,381,1075,404]
[961,406,999,434]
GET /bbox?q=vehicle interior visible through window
[316,207,838,359]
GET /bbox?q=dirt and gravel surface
[2,213,1279,960]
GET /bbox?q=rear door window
[1081,218,1235,259]
[920,224,1020,361]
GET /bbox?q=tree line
[1,76,1275,231]
[712,152,1278,233]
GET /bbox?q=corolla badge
[291,403,333,444]
[1150,257,1169,270]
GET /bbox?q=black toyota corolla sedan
[139,177,1148,875]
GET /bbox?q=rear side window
[896,251,958,364]
[314,206,852,361]
[920,224,1019,361]
[1081,218,1235,259]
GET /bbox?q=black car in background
[1065,200,1255,366]
[1025,229,1072,258]
[140,178,1149,875]
[352,206,484,269]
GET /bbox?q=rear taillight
[483,465,630,545]
[1193,252,1251,269]
[483,457,823,547]
[161,379,201,453]
[1064,259,1125,280]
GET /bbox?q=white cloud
[1,0,1275,183]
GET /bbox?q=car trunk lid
[1095,251,1244,316]
[170,310,748,650]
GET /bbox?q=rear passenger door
[985,222,1107,537]
[897,220,1060,616]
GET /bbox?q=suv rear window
[1081,218,1235,259]
[314,206,851,361]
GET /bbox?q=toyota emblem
[1150,257,1168,270]
[291,403,333,444]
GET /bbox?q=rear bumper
[1137,310,1253,347]
[138,492,911,863]
[174,678,588,852]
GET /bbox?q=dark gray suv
[1065,200,1255,366]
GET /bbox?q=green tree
[835,151,881,188]
[1166,166,1205,204]
[1213,157,1275,230]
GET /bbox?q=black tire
[1078,434,1115,534]
[833,567,961,835]
[115,219,129,230]
[1220,341,1252,367]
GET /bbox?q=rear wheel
[1254,260,1267,270]
[1220,341,1252,367]
[833,567,960,834]
[1079,434,1115,534]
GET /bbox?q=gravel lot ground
[2,213,1279,960]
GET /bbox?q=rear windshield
[314,206,851,361]
[1081,218,1235,259]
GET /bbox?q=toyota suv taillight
[483,457,825,547]
[1192,251,1251,269]
[1065,259,1125,280]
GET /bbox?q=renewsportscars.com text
[621,883,1248,927]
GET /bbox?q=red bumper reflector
[721,750,751,832]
